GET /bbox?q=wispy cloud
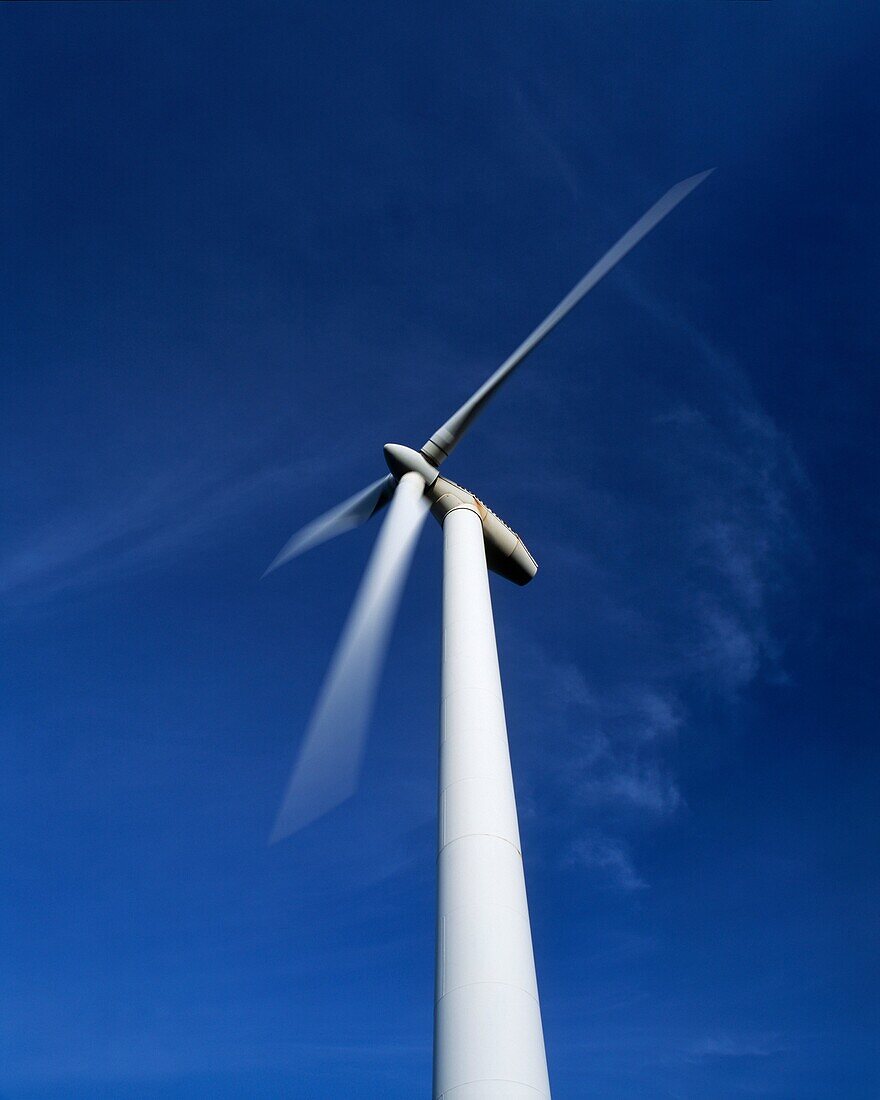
[0,451,336,609]
[508,283,807,889]
[508,81,582,202]
[689,1032,789,1060]
[514,643,683,784]
[582,763,681,815]
[566,833,647,891]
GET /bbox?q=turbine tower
[265,169,713,1098]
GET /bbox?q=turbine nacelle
[384,443,538,587]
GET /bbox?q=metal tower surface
[435,504,550,1098]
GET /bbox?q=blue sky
[1,3,878,1097]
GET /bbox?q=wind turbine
[264,169,713,1099]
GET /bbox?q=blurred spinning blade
[270,472,430,840]
[421,169,715,465]
[263,474,395,576]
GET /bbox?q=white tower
[435,503,550,1098]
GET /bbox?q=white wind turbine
[264,169,713,1099]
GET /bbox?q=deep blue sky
[2,4,878,1098]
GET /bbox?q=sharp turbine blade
[263,474,394,577]
[422,168,715,465]
[270,472,430,841]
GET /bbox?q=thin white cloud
[0,452,335,608]
[508,81,582,202]
[566,833,647,891]
[690,1032,789,1059]
[506,283,807,890]
[583,763,682,815]
[512,639,684,830]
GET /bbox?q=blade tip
[684,167,716,189]
[261,542,301,579]
[269,807,299,844]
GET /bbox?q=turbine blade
[422,168,715,465]
[263,474,394,576]
[270,472,429,840]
